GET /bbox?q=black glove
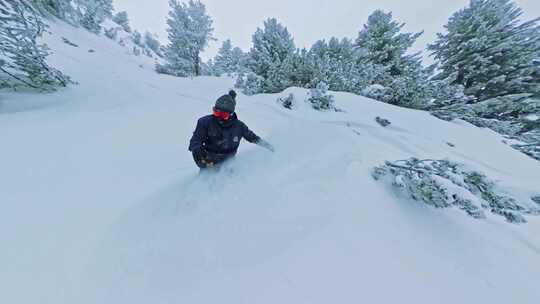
[193,147,208,161]
[257,139,275,152]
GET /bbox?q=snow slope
[1,21,540,304]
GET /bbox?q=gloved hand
[202,159,215,167]
[257,139,275,153]
[193,147,208,161]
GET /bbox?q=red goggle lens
[213,109,231,120]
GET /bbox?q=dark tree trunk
[194,55,200,76]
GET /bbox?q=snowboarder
[189,90,274,169]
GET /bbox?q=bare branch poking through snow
[375,116,391,127]
[61,37,79,48]
[277,93,295,110]
[372,158,539,223]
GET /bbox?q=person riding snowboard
[189,90,274,169]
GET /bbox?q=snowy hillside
[1,21,540,304]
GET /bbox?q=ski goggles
[213,108,232,121]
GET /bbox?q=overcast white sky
[113,0,539,61]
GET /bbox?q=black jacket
[189,114,260,166]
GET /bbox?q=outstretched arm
[242,123,274,152]
[256,138,275,152]
[242,122,260,144]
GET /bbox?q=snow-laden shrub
[277,93,295,109]
[102,23,162,60]
[235,72,263,96]
[308,82,335,111]
[372,158,539,223]
[143,32,162,57]
[132,30,143,46]
[112,11,131,33]
[361,84,388,101]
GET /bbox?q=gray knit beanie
[215,92,236,113]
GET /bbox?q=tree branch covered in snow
[0,0,71,90]
[372,158,539,223]
[31,0,113,33]
[431,94,540,160]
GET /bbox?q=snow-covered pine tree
[235,72,263,95]
[212,39,233,76]
[144,31,163,57]
[245,18,296,93]
[429,0,540,102]
[78,0,114,33]
[132,30,143,46]
[355,10,421,75]
[305,37,365,93]
[160,0,214,77]
[212,39,245,76]
[354,10,432,108]
[31,0,73,19]
[0,0,70,90]
[112,11,131,33]
[231,46,246,71]
[286,48,313,87]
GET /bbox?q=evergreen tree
[31,0,114,31]
[287,48,313,87]
[112,11,131,33]
[78,0,114,33]
[0,0,70,89]
[31,0,72,19]
[354,10,431,108]
[144,31,163,57]
[231,46,247,71]
[429,0,540,101]
[355,10,422,76]
[132,30,143,46]
[305,37,365,92]
[246,18,296,93]
[213,39,245,75]
[235,72,263,95]
[161,0,214,77]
